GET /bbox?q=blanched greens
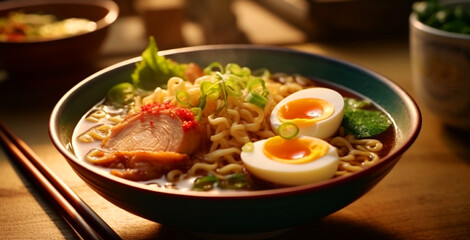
[192,173,251,191]
[342,98,392,138]
[413,0,470,34]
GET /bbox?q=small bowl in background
[306,0,414,40]
[410,1,470,130]
[0,0,119,81]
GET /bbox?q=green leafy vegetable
[192,173,252,191]
[218,173,251,190]
[131,36,186,91]
[413,0,470,34]
[342,98,392,138]
[192,175,218,191]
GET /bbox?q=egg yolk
[278,98,335,126]
[263,136,329,164]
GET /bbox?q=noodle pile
[328,127,383,177]
[77,62,388,188]
[132,74,304,181]
[125,72,384,182]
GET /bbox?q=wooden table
[1,1,470,239]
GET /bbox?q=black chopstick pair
[0,121,121,240]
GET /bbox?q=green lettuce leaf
[131,36,186,91]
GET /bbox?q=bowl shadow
[442,125,470,164]
[150,214,398,240]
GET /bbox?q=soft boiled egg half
[241,136,339,186]
[241,87,344,186]
[270,87,344,139]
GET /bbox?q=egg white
[270,87,344,139]
[241,137,339,186]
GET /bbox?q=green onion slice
[247,77,268,97]
[204,62,224,75]
[216,80,228,114]
[242,142,254,152]
[246,92,267,108]
[247,78,265,92]
[192,175,218,191]
[176,90,191,107]
[246,77,268,108]
[226,63,251,76]
[225,78,242,97]
[277,122,299,139]
[219,173,251,190]
[252,68,270,78]
[200,81,220,100]
[190,107,203,121]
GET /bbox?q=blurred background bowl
[50,45,421,237]
[410,0,470,130]
[0,0,118,81]
[306,0,415,40]
[255,0,416,41]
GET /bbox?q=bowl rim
[49,44,422,200]
[409,11,470,40]
[0,0,119,43]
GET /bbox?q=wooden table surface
[1,1,470,239]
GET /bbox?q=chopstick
[0,121,121,240]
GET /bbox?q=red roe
[140,102,198,131]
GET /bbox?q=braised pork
[95,102,204,180]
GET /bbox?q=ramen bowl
[0,0,119,80]
[49,45,421,236]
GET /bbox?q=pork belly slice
[184,62,205,82]
[93,103,205,181]
[101,105,203,155]
[92,150,190,181]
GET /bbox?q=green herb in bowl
[413,0,470,34]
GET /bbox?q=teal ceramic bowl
[49,45,421,236]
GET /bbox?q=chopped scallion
[190,107,202,121]
[277,122,299,139]
[192,175,218,191]
[203,62,224,75]
[176,90,191,107]
[242,142,254,152]
[246,91,268,108]
[225,63,251,76]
